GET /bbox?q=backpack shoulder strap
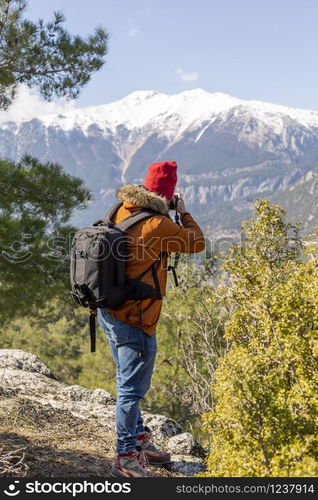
[106,201,123,221]
[93,201,123,226]
[94,203,166,230]
[116,210,159,232]
[118,211,166,300]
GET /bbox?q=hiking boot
[110,447,157,477]
[137,427,171,465]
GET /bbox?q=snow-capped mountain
[1,88,318,233]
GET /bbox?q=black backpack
[70,202,162,352]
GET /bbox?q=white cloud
[176,67,199,82]
[0,84,77,123]
[128,27,141,37]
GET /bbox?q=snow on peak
[34,88,243,135]
[122,90,163,101]
[2,88,318,137]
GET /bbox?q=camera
[169,194,178,210]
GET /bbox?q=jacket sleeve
[153,213,205,254]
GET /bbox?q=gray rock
[60,385,115,405]
[0,349,204,476]
[142,413,183,444]
[0,349,53,377]
[92,388,116,405]
[167,432,197,455]
[168,455,206,476]
[0,349,116,426]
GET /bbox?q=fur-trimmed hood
[116,184,169,216]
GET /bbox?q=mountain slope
[272,168,318,232]
[1,88,318,233]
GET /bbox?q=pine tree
[0,0,109,108]
[0,155,90,320]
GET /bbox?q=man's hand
[174,193,187,215]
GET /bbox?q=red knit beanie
[143,161,178,200]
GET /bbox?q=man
[97,161,205,477]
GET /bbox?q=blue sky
[27,0,318,110]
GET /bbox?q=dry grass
[0,395,179,477]
[0,447,29,477]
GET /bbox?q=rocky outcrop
[0,349,205,476]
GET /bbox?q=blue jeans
[97,309,157,454]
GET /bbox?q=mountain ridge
[3,88,318,133]
[1,88,318,234]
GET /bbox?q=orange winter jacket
[106,184,205,335]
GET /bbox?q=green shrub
[202,200,318,477]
